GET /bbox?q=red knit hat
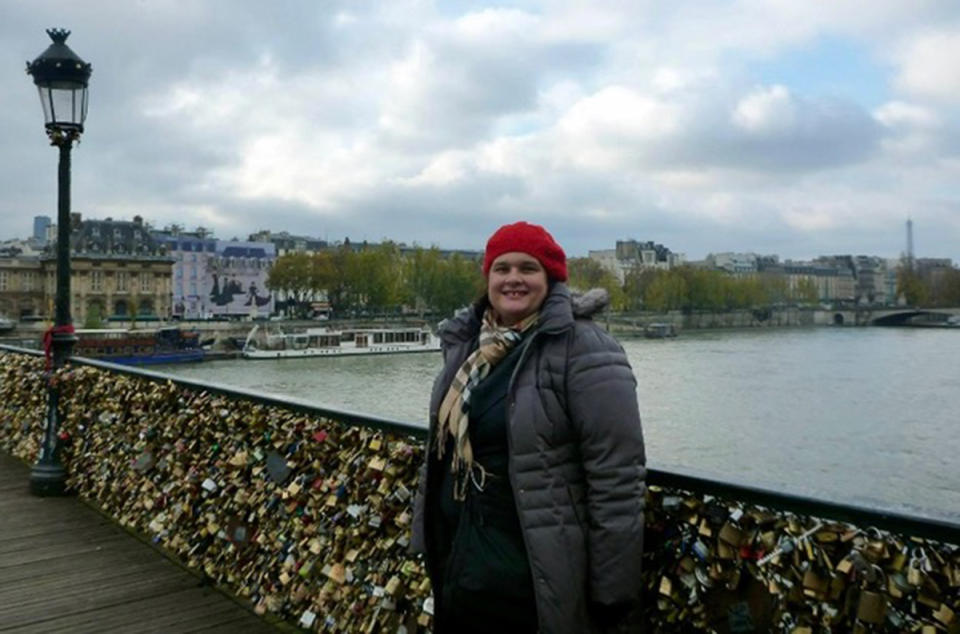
[482,221,568,281]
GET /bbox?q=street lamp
[26,28,92,496]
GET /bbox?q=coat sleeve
[565,323,646,607]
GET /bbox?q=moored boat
[644,322,678,339]
[241,325,440,359]
[72,326,205,365]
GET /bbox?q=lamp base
[29,461,69,496]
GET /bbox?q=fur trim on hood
[571,287,609,319]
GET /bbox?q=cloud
[893,28,960,101]
[0,0,958,265]
[545,82,880,173]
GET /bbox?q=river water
[160,327,960,522]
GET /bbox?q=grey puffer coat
[412,283,646,634]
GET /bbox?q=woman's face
[487,251,549,327]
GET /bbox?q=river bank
[603,306,816,336]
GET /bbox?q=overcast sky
[2,1,959,261]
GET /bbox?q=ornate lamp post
[26,29,92,495]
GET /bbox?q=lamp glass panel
[37,86,54,125]
[37,80,87,128]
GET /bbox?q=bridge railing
[1,345,957,632]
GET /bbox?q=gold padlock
[856,589,886,624]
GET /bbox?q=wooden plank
[0,559,183,604]
[0,569,189,628]
[10,587,255,633]
[0,523,122,551]
[0,539,159,577]
[0,532,128,563]
[0,452,276,633]
[177,615,282,634]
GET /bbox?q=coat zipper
[504,330,542,621]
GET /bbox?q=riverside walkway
[0,453,278,633]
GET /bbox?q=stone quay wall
[606,308,816,336]
[0,349,957,633]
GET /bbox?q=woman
[412,221,646,633]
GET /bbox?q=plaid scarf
[436,307,539,500]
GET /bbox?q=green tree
[931,268,960,307]
[678,267,725,311]
[623,267,659,311]
[643,270,688,312]
[567,257,625,310]
[311,247,355,315]
[83,302,103,329]
[896,262,930,306]
[266,253,314,316]
[434,253,485,317]
[348,242,404,312]
[403,247,444,315]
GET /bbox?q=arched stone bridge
[824,307,960,326]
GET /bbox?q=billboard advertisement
[205,241,275,317]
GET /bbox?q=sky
[2,1,959,261]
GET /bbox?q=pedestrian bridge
[1,345,957,632]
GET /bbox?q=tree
[643,271,688,312]
[567,258,625,310]
[896,261,929,306]
[349,242,404,312]
[266,253,314,316]
[83,302,103,329]
[403,247,444,315]
[930,268,960,307]
[434,253,485,318]
[623,267,659,311]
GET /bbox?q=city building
[704,252,759,275]
[153,227,218,320]
[589,239,684,283]
[157,227,276,319]
[32,215,51,246]
[816,256,890,305]
[248,230,328,256]
[781,262,855,304]
[207,240,275,319]
[0,253,44,320]
[51,214,175,323]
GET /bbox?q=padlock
[856,589,887,624]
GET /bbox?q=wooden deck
[0,453,280,633]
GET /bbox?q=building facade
[154,228,218,320]
[248,230,328,257]
[705,252,759,276]
[0,254,44,320]
[815,256,891,305]
[589,239,685,283]
[205,240,276,318]
[33,216,51,246]
[57,214,175,323]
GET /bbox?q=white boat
[241,325,441,359]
